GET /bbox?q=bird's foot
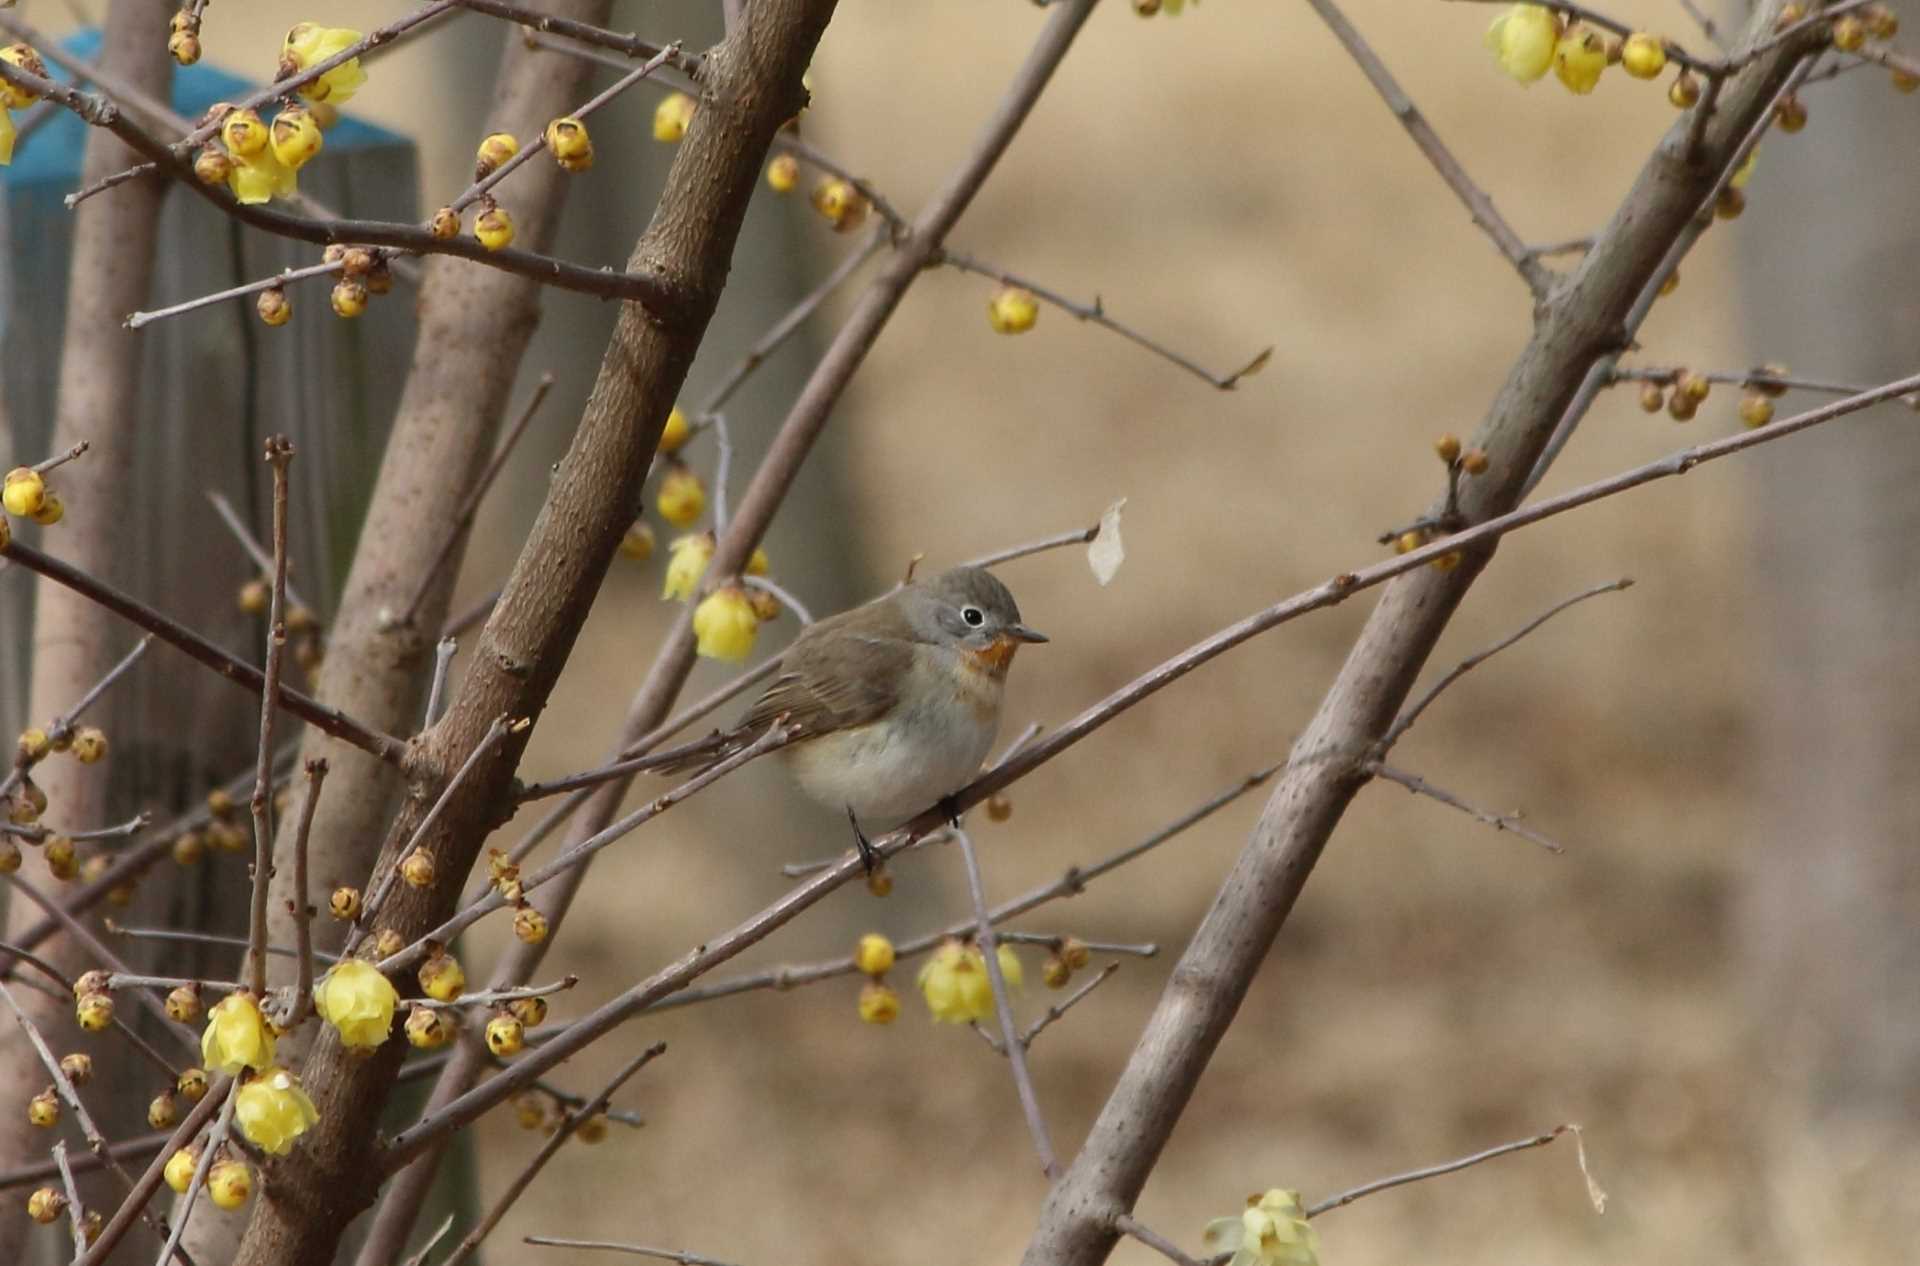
[846,805,877,875]
[938,794,963,829]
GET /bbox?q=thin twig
[1305,1126,1569,1217]
[286,758,328,1026]
[0,634,151,800]
[1612,364,1871,396]
[31,441,90,475]
[939,248,1272,388]
[708,412,735,532]
[3,875,197,1046]
[739,574,811,624]
[384,723,793,975]
[954,826,1057,1178]
[1675,0,1728,50]
[351,715,520,951]
[206,490,313,615]
[452,0,703,75]
[1309,0,1553,297]
[680,765,1278,1008]
[1114,1215,1207,1266]
[961,522,1100,570]
[1021,961,1119,1047]
[439,1043,668,1266]
[997,933,1156,957]
[70,1076,232,1266]
[694,228,887,419]
[1383,578,1632,749]
[0,540,407,764]
[147,1089,237,1266]
[413,976,577,1011]
[524,1238,742,1266]
[130,259,341,330]
[52,1141,88,1258]
[245,438,295,997]
[425,638,458,730]
[400,373,556,628]
[1367,762,1566,853]
[106,924,336,964]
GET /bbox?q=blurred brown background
[28,0,1920,1262]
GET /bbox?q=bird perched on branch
[650,565,1046,866]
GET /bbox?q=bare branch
[285,759,329,1027]
[524,1238,744,1266]
[1383,578,1633,749]
[1306,1126,1569,1217]
[1368,762,1567,853]
[206,490,313,614]
[1022,961,1120,1048]
[245,438,295,997]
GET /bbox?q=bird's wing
[736,630,908,740]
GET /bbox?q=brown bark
[0,4,174,1263]
[1019,7,1823,1264]
[229,4,837,1264]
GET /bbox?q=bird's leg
[846,805,877,874]
[937,794,963,829]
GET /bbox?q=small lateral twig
[453,0,703,75]
[1021,960,1119,1047]
[1612,364,1872,396]
[938,247,1271,389]
[71,1076,231,1266]
[524,1237,743,1266]
[1367,761,1567,854]
[245,437,295,998]
[130,259,341,331]
[1383,577,1632,749]
[1114,1215,1207,1266]
[286,758,329,1026]
[0,540,407,764]
[961,522,1100,571]
[385,723,792,975]
[953,826,1057,1179]
[31,441,90,475]
[439,1042,668,1266]
[739,574,811,624]
[52,1141,87,1258]
[400,373,556,628]
[206,489,313,616]
[676,764,1278,1010]
[0,633,151,800]
[1307,0,1553,297]
[1305,1125,1571,1217]
[425,638,458,729]
[352,715,521,950]
[413,976,577,1011]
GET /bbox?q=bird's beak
[1008,624,1048,644]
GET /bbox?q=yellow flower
[75,991,113,1032]
[476,131,519,173]
[235,1067,318,1155]
[916,940,1022,1023]
[1730,147,1758,190]
[766,153,798,193]
[810,178,868,232]
[0,43,49,110]
[3,466,45,516]
[405,1004,451,1049]
[228,148,297,205]
[485,1013,524,1056]
[693,586,759,661]
[1484,4,1559,83]
[283,24,366,104]
[855,932,896,976]
[858,981,900,1024]
[987,287,1039,335]
[545,116,593,171]
[1203,1190,1320,1266]
[163,1147,199,1194]
[619,520,656,562]
[659,406,692,454]
[312,958,398,1049]
[653,92,696,142]
[1553,26,1607,94]
[474,204,515,251]
[200,991,276,1075]
[662,534,715,601]
[0,108,14,167]
[270,107,323,171]
[207,1159,252,1210]
[1619,32,1667,79]
[419,949,466,1002]
[221,107,268,158]
[29,490,62,526]
[656,466,706,528]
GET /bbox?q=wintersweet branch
[1368,762,1567,853]
[0,540,407,765]
[245,438,295,998]
[1309,0,1551,297]
[451,0,703,76]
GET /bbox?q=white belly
[783,676,1003,825]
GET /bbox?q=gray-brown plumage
[651,566,1045,831]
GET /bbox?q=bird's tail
[628,727,758,776]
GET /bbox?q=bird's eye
[961,605,986,627]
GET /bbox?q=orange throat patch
[965,634,1021,678]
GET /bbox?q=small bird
[656,565,1045,865]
